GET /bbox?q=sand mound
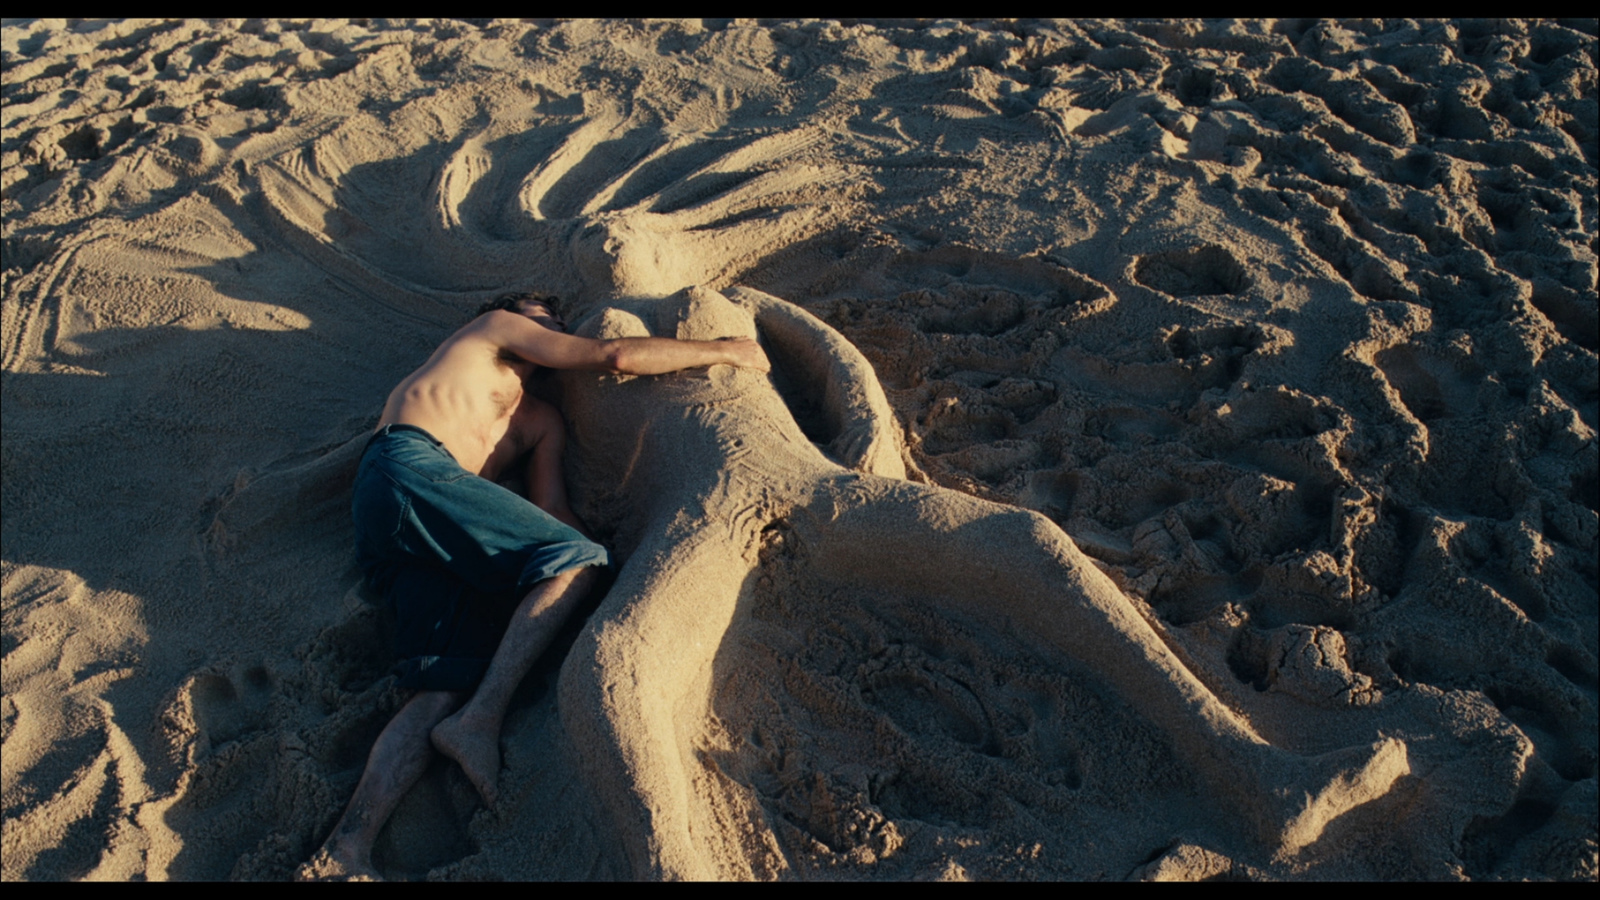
[3,18,1596,880]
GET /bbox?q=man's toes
[295,847,380,882]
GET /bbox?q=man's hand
[717,337,770,373]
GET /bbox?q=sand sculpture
[551,215,1408,878]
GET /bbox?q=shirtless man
[301,292,768,880]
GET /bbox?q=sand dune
[2,18,1596,880]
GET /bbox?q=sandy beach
[2,18,1596,880]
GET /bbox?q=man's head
[477,292,566,332]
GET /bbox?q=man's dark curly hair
[475,291,559,319]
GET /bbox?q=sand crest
[2,18,1596,880]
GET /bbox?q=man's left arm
[523,401,593,538]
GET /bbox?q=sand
[2,18,1596,881]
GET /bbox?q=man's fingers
[708,336,770,371]
[748,345,772,373]
[737,339,768,371]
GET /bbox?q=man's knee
[524,563,601,602]
[517,540,610,592]
[553,563,602,592]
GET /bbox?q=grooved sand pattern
[2,18,1595,881]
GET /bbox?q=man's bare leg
[432,565,599,807]
[298,689,462,881]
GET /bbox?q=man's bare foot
[431,710,501,807]
[295,845,381,882]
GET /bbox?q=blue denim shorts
[351,424,609,691]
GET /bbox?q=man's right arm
[602,335,769,375]
[484,311,769,375]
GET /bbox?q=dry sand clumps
[3,18,1596,880]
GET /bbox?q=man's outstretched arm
[480,311,769,375]
[603,335,769,375]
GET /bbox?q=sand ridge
[1,18,1596,880]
